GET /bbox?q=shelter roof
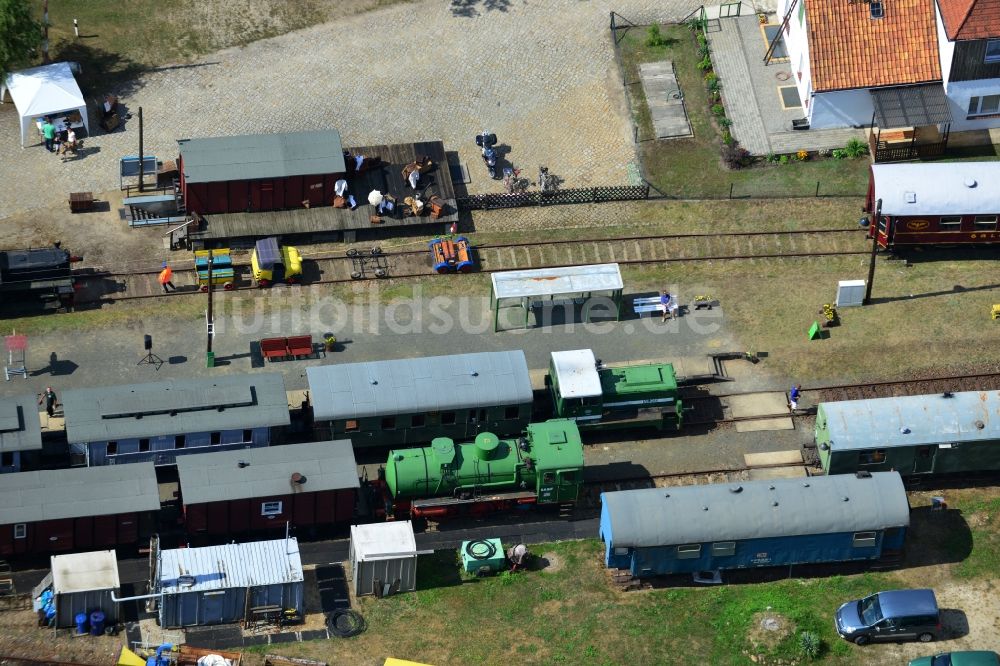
[351,521,418,560]
[550,350,603,399]
[176,440,359,505]
[2,62,84,117]
[0,394,42,453]
[820,390,1000,450]
[307,351,532,421]
[490,264,623,300]
[871,162,1000,215]
[61,373,289,443]
[871,84,952,127]
[601,472,909,547]
[178,131,346,184]
[937,0,1000,39]
[0,464,160,525]
[806,0,941,92]
[158,538,303,594]
[52,550,120,593]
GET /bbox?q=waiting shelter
[1,62,90,148]
[489,263,624,331]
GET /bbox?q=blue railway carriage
[307,351,534,448]
[815,391,1000,477]
[600,471,909,578]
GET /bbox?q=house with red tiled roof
[776,0,1000,141]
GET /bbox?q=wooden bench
[879,128,914,144]
[260,336,315,361]
[287,335,314,358]
[69,192,94,213]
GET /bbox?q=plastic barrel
[89,610,105,636]
[74,612,88,635]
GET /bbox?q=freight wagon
[815,390,1000,477]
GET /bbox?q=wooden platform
[190,140,459,245]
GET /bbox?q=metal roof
[871,162,1000,216]
[550,350,603,399]
[307,351,532,421]
[871,84,952,128]
[491,264,623,300]
[0,463,160,525]
[601,472,909,547]
[178,131,346,184]
[819,390,1000,451]
[878,589,938,617]
[351,521,417,561]
[0,394,42,452]
[158,538,304,594]
[52,550,120,593]
[61,373,289,443]
[175,440,359,505]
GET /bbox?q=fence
[456,184,650,211]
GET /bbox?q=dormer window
[869,0,884,19]
[986,40,1000,64]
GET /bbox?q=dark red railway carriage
[865,162,1000,250]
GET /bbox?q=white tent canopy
[1,62,90,148]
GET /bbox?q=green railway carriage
[546,349,683,431]
[384,420,584,518]
[816,391,1000,477]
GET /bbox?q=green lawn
[616,24,870,198]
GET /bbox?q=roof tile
[937,0,1000,39]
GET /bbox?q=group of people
[40,117,78,156]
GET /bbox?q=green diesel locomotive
[382,420,584,519]
[547,349,683,431]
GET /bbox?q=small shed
[178,131,347,215]
[350,521,426,597]
[156,538,304,628]
[50,550,120,628]
[490,264,624,331]
[0,393,43,473]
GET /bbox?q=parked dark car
[835,589,941,645]
[908,652,1000,666]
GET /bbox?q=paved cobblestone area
[0,0,702,220]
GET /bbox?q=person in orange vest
[158,262,176,292]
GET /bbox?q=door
[912,446,935,474]
[201,592,226,624]
[555,469,579,502]
[259,181,274,211]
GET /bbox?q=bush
[765,151,778,164]
[711,103,725,117]
[721,142,751,168]
[722,129,734,145]
[690,18,708,34]
[799,631,821,660]
[779,154,790,165]
[698,43,711,58]
[697,55,713,71]
[832,148,847,159]
[845,137,869,158]
[718,117,733,129]
[645,24,670,48]
[796,149,809,161]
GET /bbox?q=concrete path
[639,61,692,138]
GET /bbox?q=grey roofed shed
[157,538,304,628]
[819,390,1000,451]
[307,350,532,421]
[175,439,359,505]
[0,463,160,524]
[601,472,909,547]
[51,550,120,627]
[61,373,289,443]
[178,131,346,184]
[350,521,426,597]
[0,394,42,452]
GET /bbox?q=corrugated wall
[353,557,417,597]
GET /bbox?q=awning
[871,84,952,128]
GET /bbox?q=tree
[0,0,41,79]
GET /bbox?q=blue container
[74,612,88,635]
[89,610,105,636]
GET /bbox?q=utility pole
[864,198,882,305]
[138,107,144,193]
[206,255,215,367]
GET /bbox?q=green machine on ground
[383,420,584,519]
[546,349,683,431]
[461,539,506,575]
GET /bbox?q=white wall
[778,0,814,116]
[945,78,1000,130]
[810,90,875,129]
[934,3,955,86]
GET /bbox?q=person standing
[158,262,176,292]
[38,387,58,417]
[60,128,77,156]
[789,384,802,412]
[41,118,56,152]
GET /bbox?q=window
[411,414,425,428]
[853,531,878,548]
[613,547,629,556]
[138,439,150,453]
[869,0,884,19]
[542,472,555,484]
[175,435,186,449]
[106,441,118,456]
[210,432,222,445]
[917,446,932,458]
[261,501,283,516]
[878,217,887,233]
[677,544,702,559]
[797,0,804,27]
[858,449,887,465]
[441,411,456,425]
[974,215,997,229]
[381,416,396,430]
[504,406,520,420]
[345,420,359,432]
[968,94,1000,117]
[13,524,26,539]
[711,541,736,557]
[0,452,13,467]
[242,429,252,443]
[938,216,962,229]
[560,471,576,483]
[986,39,1000,64]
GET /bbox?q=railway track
[73,228,867,303]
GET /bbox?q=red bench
[260,335,314,361]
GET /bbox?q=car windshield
[931,657,952,666]
[859,595,883,625]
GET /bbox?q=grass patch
[616,24,869,198]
